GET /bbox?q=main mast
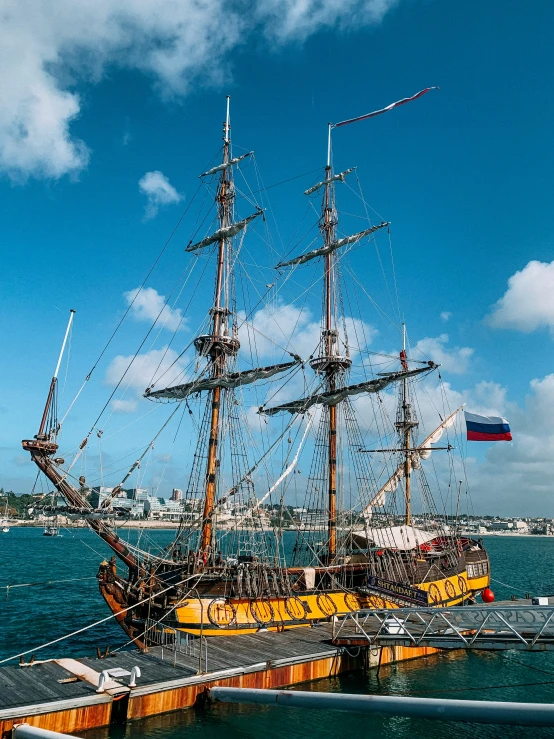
[310,125,352,562]
[198,96,238,558]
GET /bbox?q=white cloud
[488,260,554,333]
[111,398,138,414]
[468,373,554,515]
[470,380,507,416]
[240,302,320,361]
[240,300,377,363]
[139,170,182,219]
[0,0,399,180]
[440,311,452,322]
[124,286,185,332]
[412,334,474,374]
[258,0,399,41]
[105,346,186,396]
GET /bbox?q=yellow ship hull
[167,569,490,637]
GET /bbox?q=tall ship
[23,94,490,646]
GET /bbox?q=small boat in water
[43,516,61,536]
[1,497,9,532]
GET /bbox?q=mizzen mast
[397,324,418,526]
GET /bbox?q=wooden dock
[0,625,439,737]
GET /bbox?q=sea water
[2,528,554,738]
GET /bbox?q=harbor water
[2,528,554,737]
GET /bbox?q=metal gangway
[332,604,554,651]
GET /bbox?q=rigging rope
[2,576,96,599]
[58,182,204,431]
[231,412,314,529]
[0,572,202,666]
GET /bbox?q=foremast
[198,96,237,558]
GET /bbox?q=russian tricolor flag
[464,411,512,442]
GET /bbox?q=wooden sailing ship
[23,95,490,646]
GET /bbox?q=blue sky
[1,0,554,515]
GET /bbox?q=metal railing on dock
[145,621,208,673]
[332,605,554,651]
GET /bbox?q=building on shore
[488,520,529,533]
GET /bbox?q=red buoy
[481,587,495,603]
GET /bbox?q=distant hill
[0,489,38,518]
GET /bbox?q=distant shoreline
[479,532,554,538]
[6,521,554,537]
[4,521,275,532]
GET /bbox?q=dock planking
[0,661,98,710]
[148,624,339,674]
[0,624,338,713]
[0,621,439,735]
[78,652,197,684]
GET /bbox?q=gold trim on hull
[164,570,491,637]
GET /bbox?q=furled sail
[353,525,436,551]
[259,365,435,416]
[276,221,389,268]
[200,151,253,178]
[186,209,263,252]
[145,360,300,401]
[361,405,463,519]
[304,168,355,196]
[418,405,463,460]
[362,466,404,521]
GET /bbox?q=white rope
[111,575,203,654]
[58,377,88,429]
[2,576,96,592]
[233,412,314,528]
[0,573,201,665]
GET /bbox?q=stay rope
[0,573,202,666]
[2,576,96,599]
[58,182,204,432]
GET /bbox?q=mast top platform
[22,438,59,455]
[194,334,240,357]
[309,355,352,373]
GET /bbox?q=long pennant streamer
[332,87,439,128]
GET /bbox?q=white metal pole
[225,95,230,143]
[13,725,80,739]
[53,309,76,380]
[209,687,554,727]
